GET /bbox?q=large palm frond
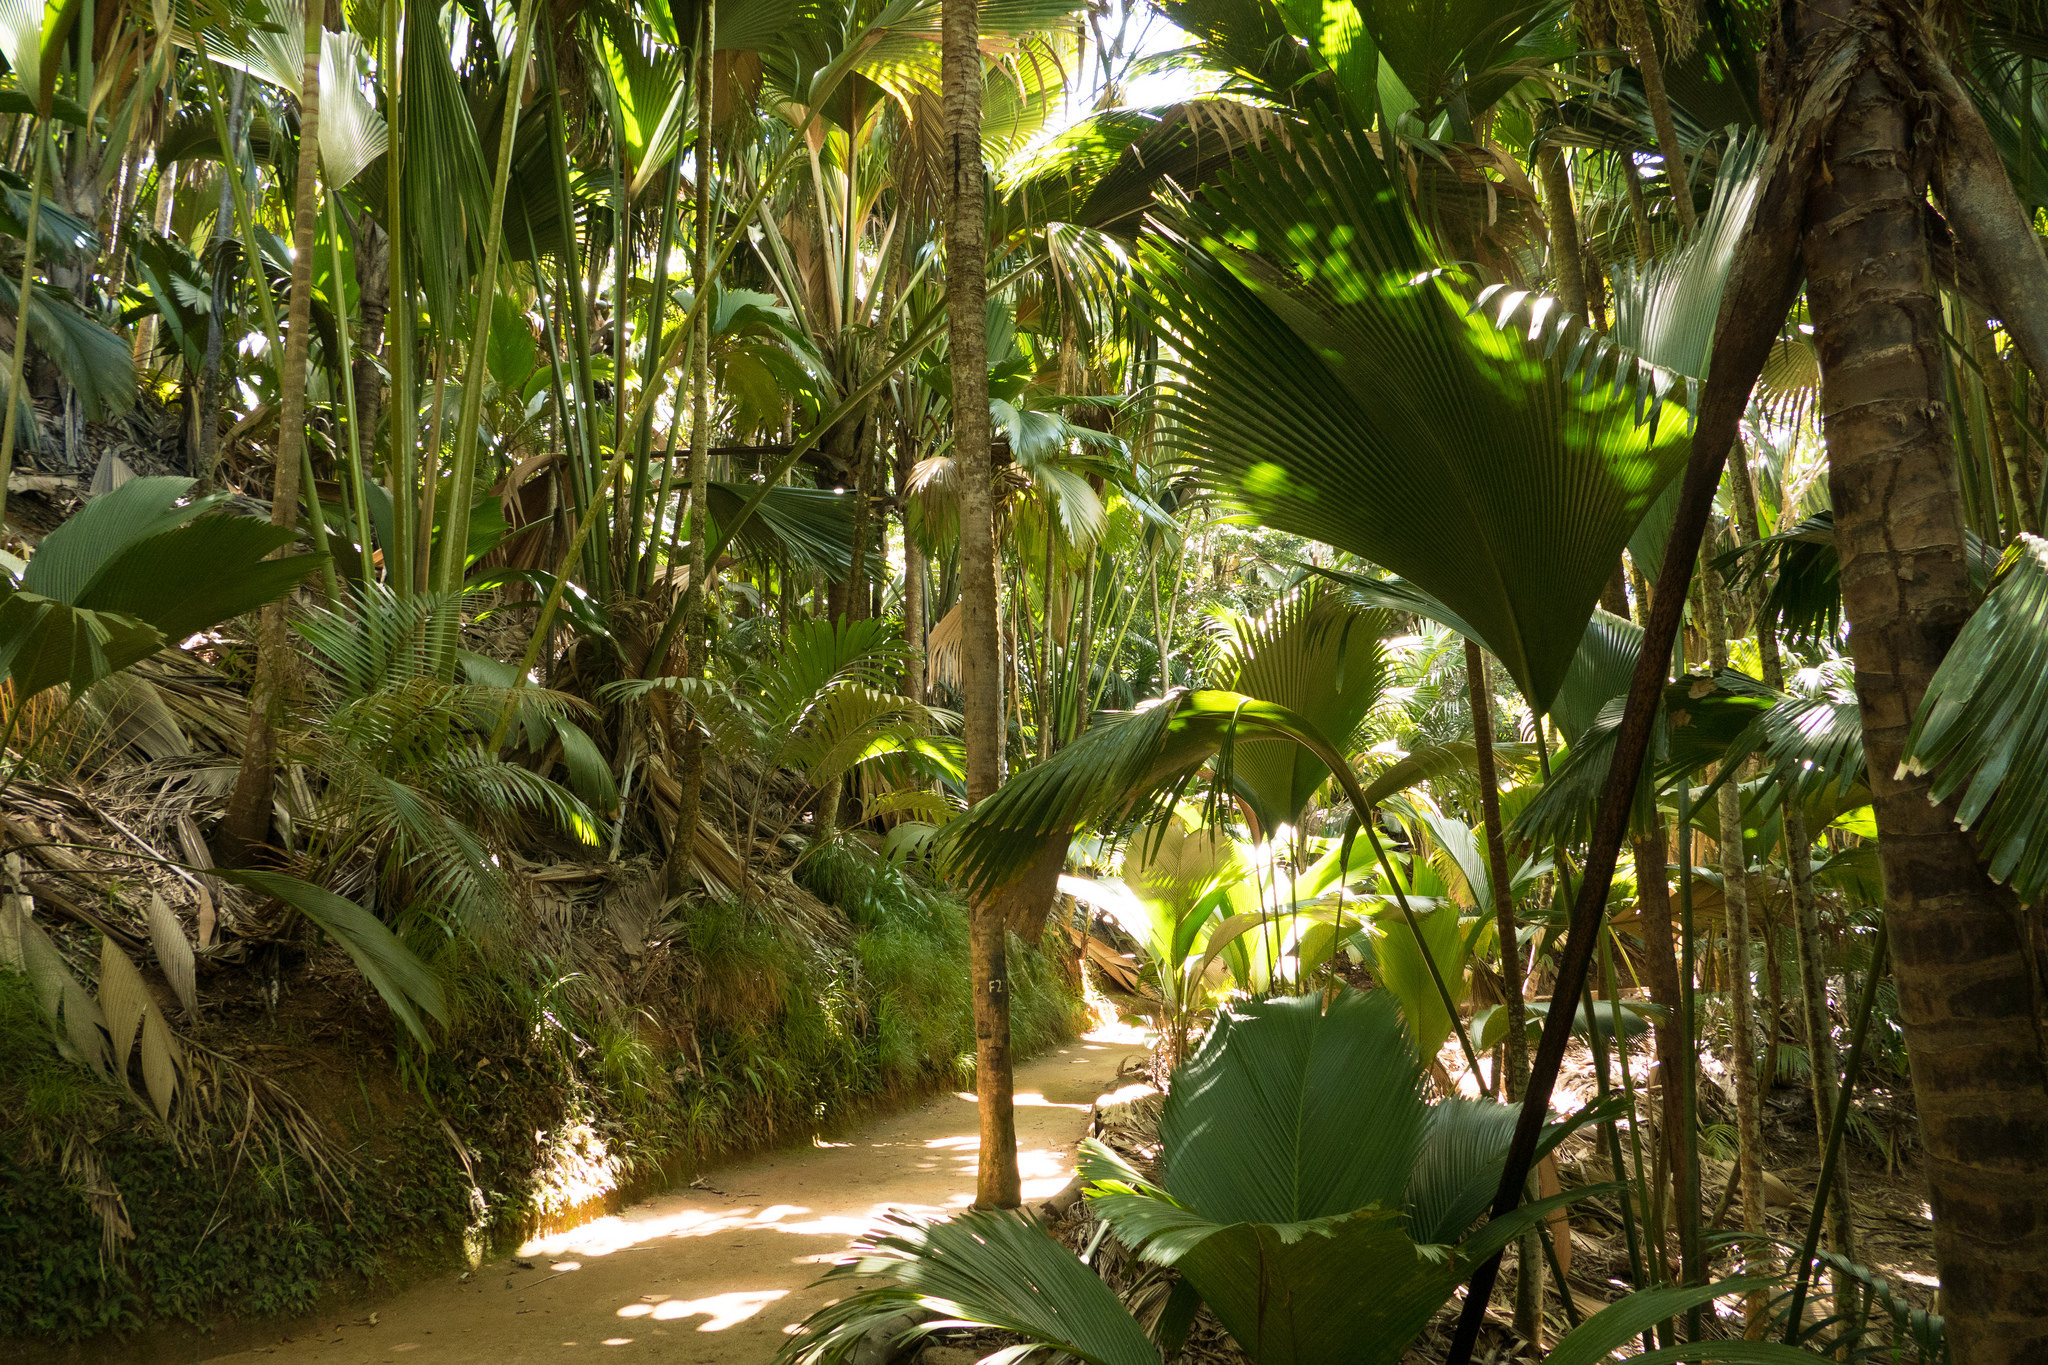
[1215,586,1392,833]
[1139,115,1692,713]
[1900,534,2048,900]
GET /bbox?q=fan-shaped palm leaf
[775,1207,1161,1365]
[1140,114,1692,712]
[0,477,318,702]
[1216,586,1391,832]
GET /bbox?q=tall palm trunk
[945,0,1018,1210]
[1466,639,1540,1338]
[667,0,716,898]
[898,420,926,701]
[350,216,390,468]
[1729,436,1856,1286]
[1701,522,1769,1300]
[194,72,247,488]
[1800,0,2048,1355]
[221,0,324,861]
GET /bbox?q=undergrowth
[0,848,1084,1344]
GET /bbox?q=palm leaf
[1544,1278,1775,1364]
[1900,534,2048,900]
[1140,114,1692,712]
[776,1208,1160,1365]
[214,868,448,1050]
[1216,586,1391,831]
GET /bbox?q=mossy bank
[0,847,1084,1355]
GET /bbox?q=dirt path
[201,1024,1151,1365]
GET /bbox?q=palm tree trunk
[899,420,926,701]
[1701,522,1770,1301]
[667,1,716,899]
[1978,323,2040,535]
[1800,1,2048,1354]
[1728,435,1857,1287]
[1608,0,1696,232]
[350,214,390,476]
[194,71,247,488]
[222,0,324,862]
[1536,139,1588,318]
[945,0,1018,1211]
[1467,639,1541,1338]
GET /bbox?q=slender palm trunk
[1800,1,2048,1354]
[1701,523,1770,1299]
[194,73,247,488]
[350,216,390,473]
[667,3,716,898]
[945,0,1017,1210]
[1729,436,1857,1285]
[1536,140,1588,318]
[1467,639,1540,1337]
[899,424,926,701]
[222,0,324,862]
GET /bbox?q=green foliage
[782,988,1608,1365]
[0,857,1083,1342]
[0,476,319,704]
[1139,113,1692,712]
[1901,534,2048,900]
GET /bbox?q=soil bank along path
[204,1024,1152,1365]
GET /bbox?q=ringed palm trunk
[945,0,1019,1210]
[667,1,716,899]
[221,0,323,862]
[1800,0,2048,1355]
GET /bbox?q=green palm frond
[214,868,448,1050]
[1901,534,2048,900]
[944,690,1349,898]
[1216,586,1392,832]
[775,1209,1160,1365]
[1709,694,1867,820]
[1140,114,1692,713]
[0,477,317,703]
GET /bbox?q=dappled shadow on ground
[199,1025,1151,1364]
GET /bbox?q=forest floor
[189,1022,1154,1365]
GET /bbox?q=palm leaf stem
[433,0,541,604]
[195,30,338,607]
[1676,781,1705,1337]
[628,153,687,594]
[1781,918,1890,1343]
[325,193,374,581]
[382,0,414,596]
[0,120,44,532]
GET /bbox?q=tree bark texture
[945,0,1018,1209]
[1537,140,1589,320]
[221,2,322,862]
[1800,1,2048,1354]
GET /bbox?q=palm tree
[942,0,1016,1211]
[1793,2,2048,1355]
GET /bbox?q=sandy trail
[202,1024,1151,1365]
